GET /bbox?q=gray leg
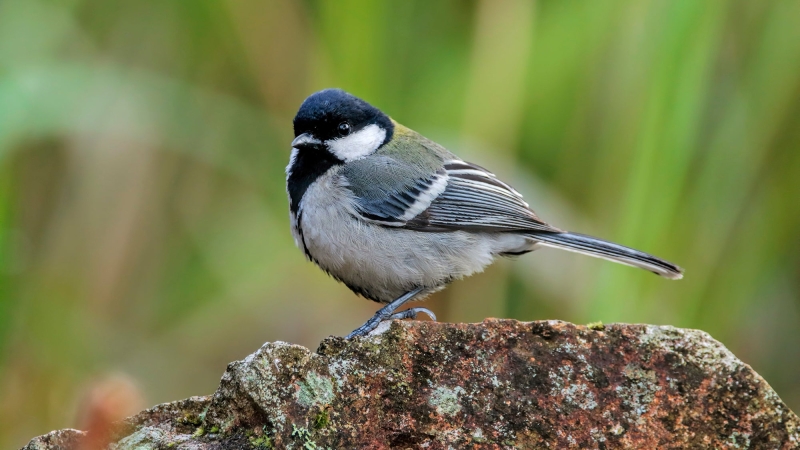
[346,287,426,339]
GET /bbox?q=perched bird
[287,89,683,338]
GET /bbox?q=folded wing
[343,156,558,233]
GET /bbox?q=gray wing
[341,154,449,226]
[405,159,558,232]
[343,156,558,233]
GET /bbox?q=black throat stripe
[287,147,344,215]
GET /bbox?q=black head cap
[293,89,394,144]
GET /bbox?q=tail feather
[527,232,684,280]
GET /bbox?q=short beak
[292,133,322,150]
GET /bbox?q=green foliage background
[1,0,799,446]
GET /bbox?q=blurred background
[1,0,799,447]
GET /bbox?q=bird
[286,89,683,339]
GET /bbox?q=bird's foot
[346,307,437,339]
[345,288,428,339]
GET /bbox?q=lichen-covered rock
[22,429,86,450]
[21,320,800,449]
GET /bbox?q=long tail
[526,231,684,280]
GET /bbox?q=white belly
[292,170,531,303]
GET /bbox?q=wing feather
[343,159,448,226]
[414,160,557,231]
[343,148,557,233]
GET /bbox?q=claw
[389,307,437,322]
[417,307,437,322]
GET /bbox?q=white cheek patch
[327,124,386,162]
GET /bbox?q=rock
[22,429,86,450]
[21,320,800,449]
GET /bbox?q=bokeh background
[1,0,799,447]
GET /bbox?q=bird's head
[292,89,394,162]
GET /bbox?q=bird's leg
[346,287,426,339]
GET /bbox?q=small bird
[287,89,683,338]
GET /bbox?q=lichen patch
[296,371,335,409]
[429,385,465,416]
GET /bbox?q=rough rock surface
[22,319,800,449]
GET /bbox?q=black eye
[338,122,351,136]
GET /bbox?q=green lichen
[586,321,605,331]
[296,371,335,409]
[291,424,317,449]
[192,426,205,438]
[247,425,274,449]
[313,410,330,429]
[209,425,220,434]
[179,412,203,427]
[249,435,274,449]
[429,385,465,416]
